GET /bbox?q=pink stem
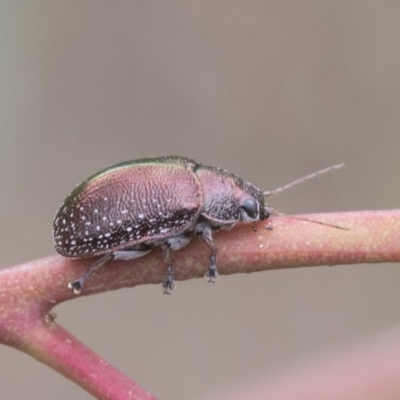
[0,209,398,398]
[29,322,156,400]
[205,327,400,400]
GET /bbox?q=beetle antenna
[268,209,348,230]
[263,163,345,197]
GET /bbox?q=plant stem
[0,209,399,398]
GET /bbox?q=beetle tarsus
[205,263,219,283]
[205,254,219,282]
[163,266,175,294]
[68,278,85,295]
[68,269,93,294]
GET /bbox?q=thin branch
[204,326,400,400]
[0,209,399,398]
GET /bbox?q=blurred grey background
[1,2,400,399]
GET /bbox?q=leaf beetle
[53,156,344,294]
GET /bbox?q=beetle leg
[195,222,218,282]
[162,244,175,294]
[68,252,114,295]
[68,248,151,294]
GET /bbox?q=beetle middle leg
[161,233,193,294]
[195,221,218,282]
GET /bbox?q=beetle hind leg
[162,244,175,294]
[68,247,152,295]
[195,222,219,282]
[68,253,114,295]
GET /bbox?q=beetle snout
[261,205,274,220]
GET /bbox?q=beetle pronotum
[53,156,344,294]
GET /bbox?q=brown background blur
[1,2,400,399]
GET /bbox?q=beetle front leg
[162,244,175,294]
[195,222,218,282]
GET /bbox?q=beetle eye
[241,198,259,220]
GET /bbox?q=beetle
[53,156,343,294]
